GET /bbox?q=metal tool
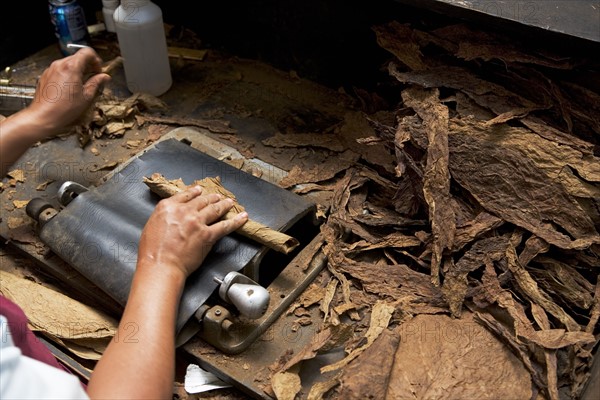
[0,83,35,115]
[57,181,88,206]
[215,272,270,320]
[66,43,91,50]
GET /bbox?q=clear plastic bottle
[113,0,172,96]
[102,0,119,33]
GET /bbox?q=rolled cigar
[143,173,300,254]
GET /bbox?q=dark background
[2,0,599,91]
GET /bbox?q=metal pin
[213,277,223,285]
[66,43,91,50]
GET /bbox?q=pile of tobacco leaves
[269,21,599,400]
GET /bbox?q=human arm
[86,186,248,399]
[0,47,110,177]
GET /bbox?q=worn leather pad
[40,138,315,332]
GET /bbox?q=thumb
[83,73,111,100]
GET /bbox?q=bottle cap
[102,0,120,7]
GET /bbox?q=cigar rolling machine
[27,133,325,354]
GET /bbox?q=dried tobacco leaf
[321,301,395,373]
[262,132,345,152]
[528,257,595,310]
[306,373,341,400]
[443,235,511,317]
[278,150,360,189]
[448,118,600,250]
[506,233,581,332]
[530,303,559,400]
[372,21,428,71]
[387,312,533,400]
[338,327,400,399]
[452,212,504,251]
[343,232,421,254]
[389,63,539,116]
[473,311,546,389]
[271,368,301,400]
[402,87,455,286]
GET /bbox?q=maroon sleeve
[1,295,76,376]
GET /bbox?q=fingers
[162,185,248,232]
[83,73,111,99]
[196,197,235,223]
[170,185,202,203]
[209,211,249,237]
[72,47,104,74]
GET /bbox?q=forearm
[87,261,186,400]
[0,109,55,177]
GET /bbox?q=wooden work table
[0,33,365,399]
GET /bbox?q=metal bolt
[214,309,222,316]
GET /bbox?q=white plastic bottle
[102,0,119,32]
[113,0,172,96]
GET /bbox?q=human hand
[25,47,111,136]
[137,186,249,279]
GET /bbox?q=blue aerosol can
[48,0,90,56]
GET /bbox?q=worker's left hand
[137,185,249,279]
[24,47,110,136]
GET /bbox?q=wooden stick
[101,56,123,75]
[143,173,300,254]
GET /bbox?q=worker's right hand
[24,47,110,137]
[137,185,249,280]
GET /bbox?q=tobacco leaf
[506,233,581,332]
[443,235,511,317]
[297,283,326,309]
[518,235,550,267]
[337,112,398,174]
[586,282,600,334]
[528,257,595,310]
[306,373,341,400]
[326,263,359,321]
[448,118,600,250]
[330,255,447,315]
[0,271,117,360]
[321,301,395,373]
[320,278,338,323]
[351,201,426,228]
[402,87,455,285]
[135,114,236,134]
[483,106,542,126]
[278,150,360,189]
[430,23,578,70]
[389,63,539,116]
[337,327,400,399]
[521,117,595,155]
[452,211,504,251]
[473,263,537,340]
[279,328,333,372]
[271,368,301,400]
[343,232,422,254]
[525,329,595,350]
[262,132,345,152]
[460,119,600,199]
[530,303,560,400]
[387,312,533,400]
[456,42,575,70]
[559,82,600,137]
[372,21,429,71]
[473,310,546,389]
